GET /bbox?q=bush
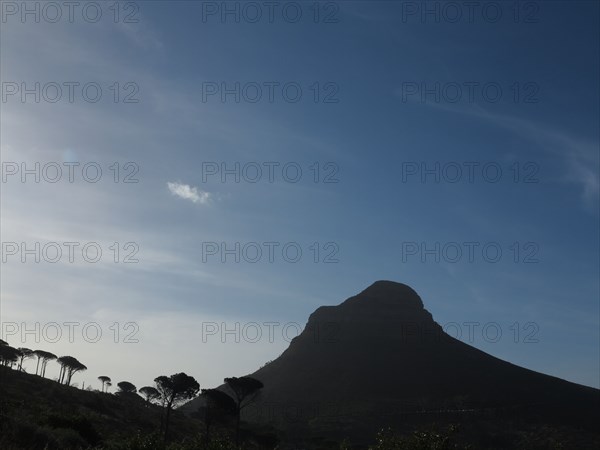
[370,425,470,450]
[45,412,102,446]
[109,431,238,450]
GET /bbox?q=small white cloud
[167,182,211,205]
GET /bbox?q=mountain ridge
[183,280,599,443]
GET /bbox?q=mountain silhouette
[184,281,599,443]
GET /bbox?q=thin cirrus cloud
[167,182,212,205]
[407,100,600,213]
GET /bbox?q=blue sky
[1,1,598,391]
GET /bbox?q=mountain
[183,280,600,445]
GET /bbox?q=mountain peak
[341,280,424,310]
[361,280,422,299]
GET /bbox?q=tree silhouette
[57,356,86,386]
[16,348,33,372]
[117,381,137,394]
[0,344,20,367]
[0,339,8,346]
[98,376,111,393]
[33,350,57,377]
[106,381,112,392]
[200,388,236,443]
[57,356,68,384]
[224,376,264,446]
[155,373,200,440]
[139,386,160,405]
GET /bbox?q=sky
[0,0,598,392]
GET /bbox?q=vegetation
[0,351,274,450]
[369,426,470,450]
[155,373,200,441]
[0,337,598,449]
[140,386,161,405]
[98,376,111,393]
[34,350,57,377]
[223,377,264,446]
[57,356,87,386]
[199,388,237,443]
[0,342,20,367]
[16,348,33,371]
[117,381,138,395]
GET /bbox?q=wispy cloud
[167,182,212,204]
[402,99,599,213]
